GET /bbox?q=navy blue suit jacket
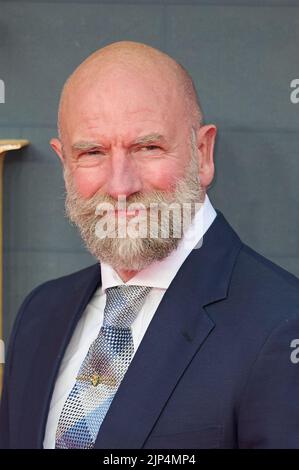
[1,210,299,449]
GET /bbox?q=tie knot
[103,285,151,328]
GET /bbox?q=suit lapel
[18,263,102,448]
[94,211,243,448]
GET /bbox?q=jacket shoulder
[10,263,101,337]
[240,243,299,290]
[24,262,101,303]
[230,242,299,326]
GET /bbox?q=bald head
[57,41,203,138]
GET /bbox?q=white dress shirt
[43,194,217,448]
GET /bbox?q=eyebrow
[132,133,165,146]
[72,133,166,151]
[72,141,106,151]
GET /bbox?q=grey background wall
[0,0,299,341]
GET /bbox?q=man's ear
[196,124,217,189]
[50,138,65,165]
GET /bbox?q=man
[1,41,299,449]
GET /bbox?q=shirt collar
[100,194,216,291]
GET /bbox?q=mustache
[65,182,181,215]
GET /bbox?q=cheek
[143,161,185,191]
[71,169,105,198]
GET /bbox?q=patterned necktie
[55,285,151,449]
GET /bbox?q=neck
[116,269,139,283]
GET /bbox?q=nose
[105,149,142,200]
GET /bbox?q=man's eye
[85,150,104,156]
[140,145,160,151]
